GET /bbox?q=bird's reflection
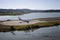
[10,31,16,35]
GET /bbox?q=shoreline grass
[0,20,60,32]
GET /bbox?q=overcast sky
[0,0,60,10]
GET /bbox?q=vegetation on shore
[0,20,60,32]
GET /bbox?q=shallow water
[0,25,60,40]
[0,12,60,20]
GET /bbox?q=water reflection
[10,31,16,35]
[0,25,60,40]
[2,25,60,32]
[1,25,60,35]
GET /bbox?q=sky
[0,0,60,10]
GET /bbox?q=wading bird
[18,16,29,23]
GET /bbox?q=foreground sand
[0,20,47,26]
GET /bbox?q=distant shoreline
[0,9,60,15]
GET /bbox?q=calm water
[0,25,60,40]
[0,12,60,20]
